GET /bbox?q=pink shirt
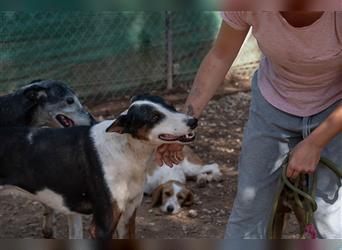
[221,11,342,116]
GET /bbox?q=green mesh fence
[0,11,221,102]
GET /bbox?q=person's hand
[286,139,322,179]
[155,144,184,167]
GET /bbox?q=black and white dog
[0,95,197,239]
[0,79,95,128]
[0,79,96,238]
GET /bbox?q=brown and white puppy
[151,181,194,214]
[145,146,222,214]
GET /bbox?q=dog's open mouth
[56,114,75,128]
[159,132,195,143]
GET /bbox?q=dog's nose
[187,118,198,130]
[167,205,174,213]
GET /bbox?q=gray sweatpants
[225,72,342,239]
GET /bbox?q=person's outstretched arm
[287,104,342,178]
[156,21,250,167]
[183,22,250,118]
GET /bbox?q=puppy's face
[106,94,198,145]
[151,181,194,214]
[23,80,96,128]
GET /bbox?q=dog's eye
[66,97,75,105]
[164,191,171,197]
[177,195,184,201]
[151,113,160,122]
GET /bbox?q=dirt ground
[0,90,300,239]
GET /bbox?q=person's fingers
[157,144,167,154]
[156,144,185,167]
[307,168,315,174]
[162,152,173,168]
[175,151,184,162]
[287,162,302,179]
[291,170,300,179]
[170,153,180,165]
[155,153,163,166]
[286,166,295,178]
[164,160,173,168]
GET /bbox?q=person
[155,10,342,239]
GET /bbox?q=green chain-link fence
[0,11,260,103]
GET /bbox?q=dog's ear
[130,93,149,104]
[23,85,48,104]
[29,79,44,84]
[151,185,164,207]
[106,115,127,134]
[130,95,139,103]
[183,190,194,207]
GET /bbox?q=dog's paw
[197,174,208,188]
[196,163,222,187]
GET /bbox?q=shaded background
[0,11,266,239]
[0,11,260,104]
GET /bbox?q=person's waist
[258,60,342,91]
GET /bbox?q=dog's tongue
[56,115,75,127]
[61,116,71,127]
[64,118,72,127]
[161,134,178,140]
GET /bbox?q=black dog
[0,79,96,239]
[0,79,96,128]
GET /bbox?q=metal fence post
[165,11,173,90]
